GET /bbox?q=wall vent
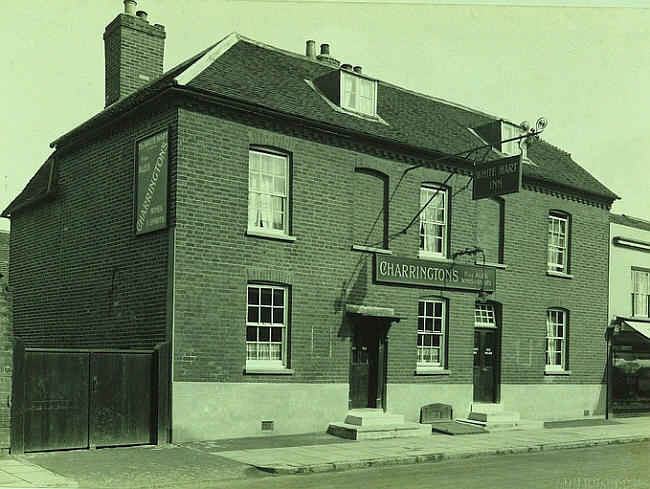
[583,409,590,416]
[261,420,274,431]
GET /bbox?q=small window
[419,185,448,258]
[248,149,289,235]
[340,71,377,117]
[417,299,446,367]
[546,309,568,371]
[474,303,496,328]
[548,212,570,273]
[501,122,522,156]
[632,269,650,318]
[246,284,288,368]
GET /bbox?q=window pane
[260,306,272,323]
[248,287,259,305]
[271,327,282,342]
[247,306,259,323]
[246,326,257,341]
[259,327,270,342]
[425,318,433,331]
[249,152,260,171]
[273,288,284,306]
[260,155,272,174]
[417,317,424,331]
[418,301,424,316]
[434,302,442,317]
[274,176,286,194]
[272,157,286,176]
[272,307,283,324]
[425,301,433,316]
[261,288,272,305]
[433,319,442,332]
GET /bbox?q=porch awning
[621,320,650,341]
[345,304,404,322]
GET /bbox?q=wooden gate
[11,342,170,453]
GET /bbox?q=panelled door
[473,329,497,403]
[349,320,388,410]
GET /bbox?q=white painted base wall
[500,383,607,420]
[387,384,473,422]
[172,382,349,442]
[172,381,607,441]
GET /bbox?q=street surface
[213,441,650,489]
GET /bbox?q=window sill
[244,365,294,375]
[415,366,451,375]
[544,368,571,376]
[246,229,297,242]
[417,251,453,263]
[351,244,393,255]
[547,270,573,279]
[475,260,507,269]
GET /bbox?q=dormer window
[340,71,377,117]
[500,122,523,156]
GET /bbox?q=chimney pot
[136,10,148,21]
[320,43,330,56]
[341,63,352,70]
[124,0,137,15]
[353,66,362,74]
[305,40,316,58]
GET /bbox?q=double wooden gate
[11,342,170,453]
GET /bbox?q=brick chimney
[103,0,166,107]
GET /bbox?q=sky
[1,0,649,231]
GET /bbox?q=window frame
[246,284,290,371]
[548,211,571,274]
[631,268,650,318]
[419,184,449,259]
[340,71,377,117]
[417,298,448,369]
[474,303,497,329]
[546,308,568,372]
[247,148,291,237]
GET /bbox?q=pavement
[0,416,647,488]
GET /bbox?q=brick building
[3,2,618,446]
[0,230,11,451]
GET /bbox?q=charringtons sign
[135,129,169,235]
[375,255,496,292]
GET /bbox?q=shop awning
[621,320,650,341]
[345,304,404,322]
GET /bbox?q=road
[212,441,649,489]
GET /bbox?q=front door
[473,329,497,403]
[349,320,387,409]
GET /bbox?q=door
[21,349,156,452]
[349,321,387,409]
[89,353,154,447]
[24,352,89,451]
[473,329,496,403]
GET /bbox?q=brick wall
[172,105,610,388]
[0,230,11,448]
[104,14,165,107]
[8,108,177,350]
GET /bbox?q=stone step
[471,403,505,415]
[327,421,431,440]
[468,411,520,424]
[344,409,405,427]
[456,417,519,431]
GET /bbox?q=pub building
[2,1,619,450]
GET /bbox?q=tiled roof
[610,213,650,232]
[4,33,618,216]
[2,157,55,217]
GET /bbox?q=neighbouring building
[2,1,619,449]
[0,230,11,452]
[608,214,650,416]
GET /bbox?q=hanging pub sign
[135,129,169,235]
[375,255,496,292]
[472,154,522,200]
